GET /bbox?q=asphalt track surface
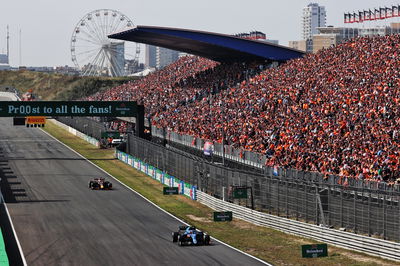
[0,117,267,266]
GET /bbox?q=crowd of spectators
[86,56,257,118]
[153,35,400,183]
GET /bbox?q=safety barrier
[0,92,19,101]
[196,190,400,262]
[48,119,100,148]
[116,150,197,200]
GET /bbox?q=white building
[302,3,326,52]
[0,54,10,70]
[0,54,8,64]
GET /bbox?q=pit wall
[116,150,197,200]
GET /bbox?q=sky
[1,0,399,67]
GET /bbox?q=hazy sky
[1,0,399,67]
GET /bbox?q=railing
[197,190,400,262]
[152,126,400,192]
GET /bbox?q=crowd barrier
[116,150,197,200]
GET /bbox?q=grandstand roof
[109,26,305,63]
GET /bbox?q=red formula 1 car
[88,177,112,190]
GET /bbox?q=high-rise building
[110,42,125,76]
[302,3,326,52]
[145,45,157,68]
[156,47,180,69]
[145,45,181,69]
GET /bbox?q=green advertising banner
[163,187,179,195]
[233,187,248,199]
[101,132,121,138]
[301,244,328,258]
[0,101,137,117]
[213,211,233,221]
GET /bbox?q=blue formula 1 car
[172,225,211,246]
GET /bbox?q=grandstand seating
[88,35,400,184]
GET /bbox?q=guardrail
[197,190,400,262]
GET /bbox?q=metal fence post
[340,189,344,228]
[286,180,289,218]
[295,180,299,221]
[383,192,387,240]
[354,190,357,234]
[368,189,371,237]
[305,185,308,223]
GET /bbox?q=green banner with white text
[0,101,137,117]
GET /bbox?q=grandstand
[86,34,400,186]
[154,35,400,184]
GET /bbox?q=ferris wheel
[70,9,140,77]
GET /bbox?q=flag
[380,7,386,19]
[364,10,370,21]
[353,12,359,23]
[359,11,364,22]
[374,8,380,20]
[393,6,398,17]
[386,7,392,18]
[273,165,279,176]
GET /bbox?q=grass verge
[43,120,398,266]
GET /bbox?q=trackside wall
[115,150,197,199]
[49,119,100,147]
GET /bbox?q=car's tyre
[172,232,179,242]
[88,181,93,189]
[204,235,210,245]
[178,236,185,246]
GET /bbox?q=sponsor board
[301,244,328,258]
[214,211,233,222]
[163,187,179,195]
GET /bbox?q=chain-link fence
[56,117,105,140]
[127,133,400,242]
[152,126,400,192]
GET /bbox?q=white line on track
[41,127,273,266]
[1,199,27,266]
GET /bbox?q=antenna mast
[19,29,21,66]
[6,25,9,64]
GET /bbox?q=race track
[0,117,266,266]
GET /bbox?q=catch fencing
[152,126,400,192]
[56,117,104,140]
[127,134,400,243]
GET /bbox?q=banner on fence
[115,150,197,200]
